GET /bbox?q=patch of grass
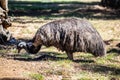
[21,29,33,34]
[56,59,72,67]
[72,70,109,80]
[96,53,120,67]
[74,52,94,58]
[54,60,73,77]
[95,54,115,64]
[29,73,44,80]
[42,59,73,79]
[9,48,18,53]
[91,20,120,40]
[19,53,36,59]
[0,50,7,53]
[5,0,120,80]
[40,47,68,58]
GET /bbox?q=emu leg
[66,52,73,60]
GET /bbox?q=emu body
[18,18,106,60]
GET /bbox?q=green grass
[3,46,119,80]
[35,51,120,80]
[0,50,7,53]
[6,19,120,80]
[29,73,44,80]
[3,0,120,79]
[73,71,109,80]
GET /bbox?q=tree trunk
[0,0,11,44]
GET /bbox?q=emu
[17,18,106,60]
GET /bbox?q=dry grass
[0,0,120,80]
[5,17,120,80]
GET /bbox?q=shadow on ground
[0,77,29,80]
[107,48,120,54]
[8,1,120,20]
[107,40,120,54]
[0,51,94,63]
[81,64,120,76]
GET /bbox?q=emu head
[17,41,41,54]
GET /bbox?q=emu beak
[17,41,27,53]
[17,47,22,53]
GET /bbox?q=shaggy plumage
[17,18,106,60]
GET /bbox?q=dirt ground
[0,38,119,80]
[0,18,119,80]
[0,1,120,80]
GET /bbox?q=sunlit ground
[0,0,119,80]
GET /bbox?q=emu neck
[32,34,42,47]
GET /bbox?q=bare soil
[0,40,120,80]
[0,2,120,80]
